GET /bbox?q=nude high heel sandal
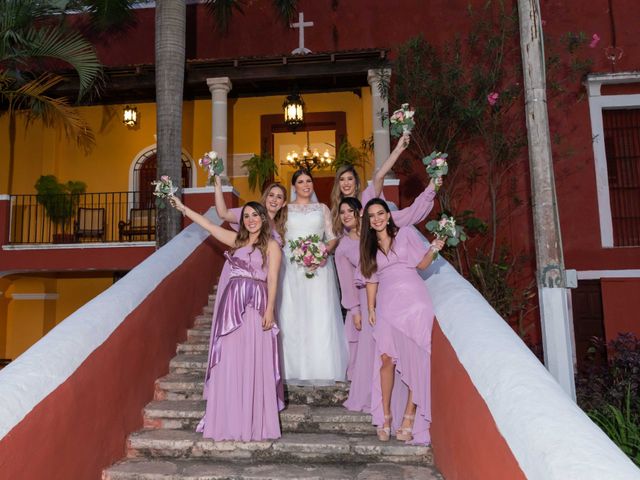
[377,414,392,442]
[396,414,414,441]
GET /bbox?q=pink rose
[303,255,313,266]
[435,158,445,167]
[439,218,448,227]
[199,156,211,166]
[487,92,499,106]
[395,111,404,122]
[589,33,600,49]
[160,175,169,182]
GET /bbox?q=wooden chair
[74,207,106,242]
[118,207,156,241]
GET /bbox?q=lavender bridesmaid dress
[336,183,436,413]
[204,206,281,402]
[197,245,284,441]
[363,227,435,445]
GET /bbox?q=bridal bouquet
[198,151,224,184]
[422,150,449,191]
[388,103,416,138]
[425,214,467,258]
[289,234,329,278]
[151,175,178,209]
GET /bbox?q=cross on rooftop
[290,12,313,55]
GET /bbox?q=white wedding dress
[278,202,348,385]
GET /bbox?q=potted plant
[242,153,278,193]
[35,175,87,243]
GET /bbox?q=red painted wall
[431,321,526,480]
[601,278,640,342]
[0,238,224,479]
[80,0,640,342]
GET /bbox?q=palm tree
[0,0,104,194]
[153,0,297,246]
[155,0,185,245]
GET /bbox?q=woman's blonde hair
[330,165,362,236]
[232,202,272,267]
[260,182,288,240]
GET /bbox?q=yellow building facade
[0,88,375,361]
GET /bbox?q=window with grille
[133,151,192,208]
[603,108,640,247]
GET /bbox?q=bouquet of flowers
[198,151,224,184]
[425,214,467,258]
[289,234,329,279]
[151,175,178,209]
[422,150,449,191]
[388,103,416,138]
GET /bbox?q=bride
[279,169,348,385]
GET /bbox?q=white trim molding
[182,185,239,196]
[577,269,640,280]
[10,293,59,301]
[585,71,640,247]
[2,242,154,251]
[0,195,10,201]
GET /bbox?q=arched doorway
[131,148,194,208]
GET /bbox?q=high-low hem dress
[362,227,435,445]
[336,184,436,413]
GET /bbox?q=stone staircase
[103,287,442,480]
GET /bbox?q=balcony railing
[8,192,156,244]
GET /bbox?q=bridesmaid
[360,198,444,445]
[330,134,441,237]
[206,175,287,398]
[329,133,410,236]
[170,197,284,441]
[334,197,375,412]
[335,178,442,412]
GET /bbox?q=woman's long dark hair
[291,168,313,186]
[338,196,362,234]
[359,198,398,278]
[331,165,362,235]
[232,201,272,267]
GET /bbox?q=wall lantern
[123,105,138,127]
[283,93,304,130]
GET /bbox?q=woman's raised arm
[213,175,240,224]
[170,196,237,247]
[371,133,410,197]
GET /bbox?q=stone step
[159,367,350,406]
[186,327,211,342]
[193,314,212,327]
[176,341,210,355]
[127,430,432,465]
[104,459,442,479]
[155,373,204,400]
[170,354,208,374]
[144,402,375,434]
[202,305,214,316]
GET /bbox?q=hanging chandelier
[284,146,333,172]
[283,93,304,130]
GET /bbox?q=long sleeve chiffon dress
[336,183,436,413]
[361,226,436,445]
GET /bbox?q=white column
[367,69,391,172]
[206,77,233,179]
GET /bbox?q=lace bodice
[285,203,336,243]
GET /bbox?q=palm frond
[63,0,137,31]
[10,73,95,152]
[23,25,101,97]
[205,0,245,34]
[272,0,298,24]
